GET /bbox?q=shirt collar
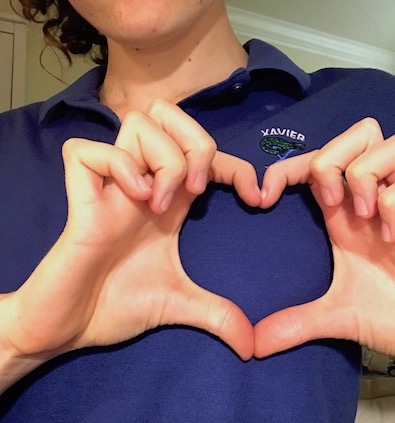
[244,39,311,91]
[39,66,118,126]
[39,39,311,125]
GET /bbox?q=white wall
[236,34,356,72]
[0,1,93,105]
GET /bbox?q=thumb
[163,281,254,361]
[260,151,317,208]
[254,296,350,358]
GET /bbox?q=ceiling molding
[227,6,395,74]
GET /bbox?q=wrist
[0,294,58,395]
[0,328,54,395]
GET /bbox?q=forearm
[0,236,110,395]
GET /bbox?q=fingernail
[353,195,369,217]
[160,191,174,212]
[320,186,335,206]
[193,170,208,193]
[261,189,267,202]
[382,223,392,243]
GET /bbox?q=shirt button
[230,82,245,94]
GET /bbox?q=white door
[0,29,14,113]
[0,14,26,112]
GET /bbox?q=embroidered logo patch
[260,128,306,161]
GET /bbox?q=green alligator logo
[260,136,305,160]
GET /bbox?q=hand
[255,118,395,358]
[1,100,261,377]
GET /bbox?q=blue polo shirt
[2,39,395,422]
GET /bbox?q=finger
[378,182,395,242]
[148,99,217,195]
[310,118,384,210]
[254,297,355,358]
[259,152,316,208]
[163,282,254,361]
[210,152,262,207]
[62,138,152,206]
[345,135,395,219]
[116,111,188,213]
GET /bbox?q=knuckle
[378,190,395,212]
[148,98,170,116]
[355,117,382,139]
[309,155,327,177]
[163,159,188,182]
[344,163,365,184]
[175,160,188,179]
[123,110,149,125]
[288,314,304,344]
[208,300,234,334]
[195,137,217,157]
[62,138,80,161]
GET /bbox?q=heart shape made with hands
[10,140,395,365]
[11,107,395,366]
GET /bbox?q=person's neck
[99,8,248,120]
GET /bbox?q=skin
[67,0,248,116]
[0,1,258,393]
[0,101,261,394]
[2,0,395,398]
[255,118,395,358]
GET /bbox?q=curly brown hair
[12,0,108,64]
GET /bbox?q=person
[1,0,395,421]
